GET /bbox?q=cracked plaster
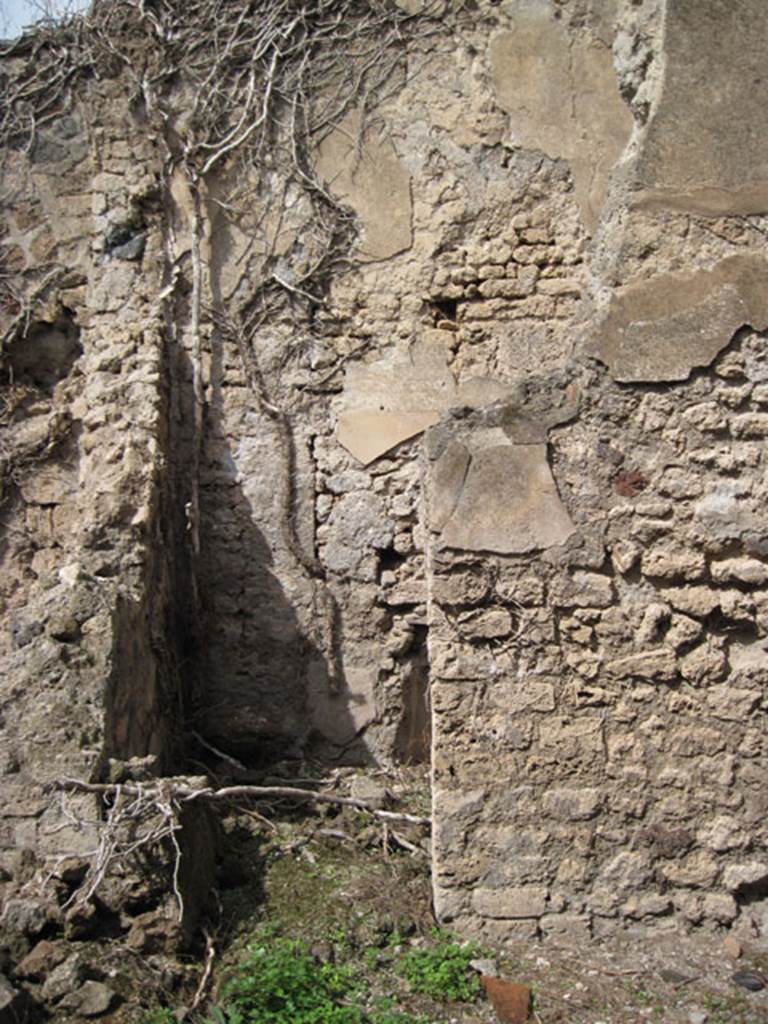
[489,5,632,231]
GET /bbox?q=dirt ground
[210,764,768,1024]
[492,929,768,1024]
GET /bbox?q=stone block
[549,571,614,608]
[711,557,768,585]
[478,278,530,299]
[432,571,490,607]
[660,586,721,618]
[458,608,513,639]
[471,885,548,919]
[679,641,727,685]
[723,862,768,893]
[537,716,604,759]
[622,894,672,919]
[496,574,545,605]
[501,680,556,715]
[539,912,592,939]
[537,277,581,297]
[699,816,748,853]
[641,545,706,581]
[542,787,601,821]
[604,648,677,683]
[702,893,738,923]
[666,614,703,650]
[599,851,651,894]
[660,851,719,888]
[730,413,768,438]
[706,685,760,721]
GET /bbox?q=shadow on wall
[192,326,367,767]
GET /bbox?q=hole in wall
[378,545,407,576]
[431,297,458,322]
[3,309,82,389]
[394,624,431,765]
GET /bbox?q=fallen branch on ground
[53,777,432,827]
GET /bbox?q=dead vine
[50,776,431,920]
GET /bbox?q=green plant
[205,932,364,1024]
[139,1010,176,1024]
[396,930,483,1003]
[368,997,430,1024]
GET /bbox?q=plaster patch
[489,16,632,231]
[436,442,575,554]
[336,336,456,464]
[592,255,768,383]
[314,108,413,261]
[634,0,768,215]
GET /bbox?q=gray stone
[0,973,34,1024]
[324,470,370,495]
[550,571,614,608]
[702,893,738,923]
[0,897,50,938]
[41,954,86,1001]
[457,608,512,639]
[606,651,679,684]
[723,862,768,893]
[688,1010,709,1024]
[706,686,761,722]
[324,492,394,574]
[711,557,768,585]
[641,545,706,581]
[469,958,498,977]
[110,233,145,261]
[598,851,651,894]
[59,980,115,1016]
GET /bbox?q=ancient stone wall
[1,0,767,956]
[0,57,207,948]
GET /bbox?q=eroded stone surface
[4,0,768,976]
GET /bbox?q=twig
[190,927,216,1011]
[190,730,247,774]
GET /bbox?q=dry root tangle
[51,776,431,919]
